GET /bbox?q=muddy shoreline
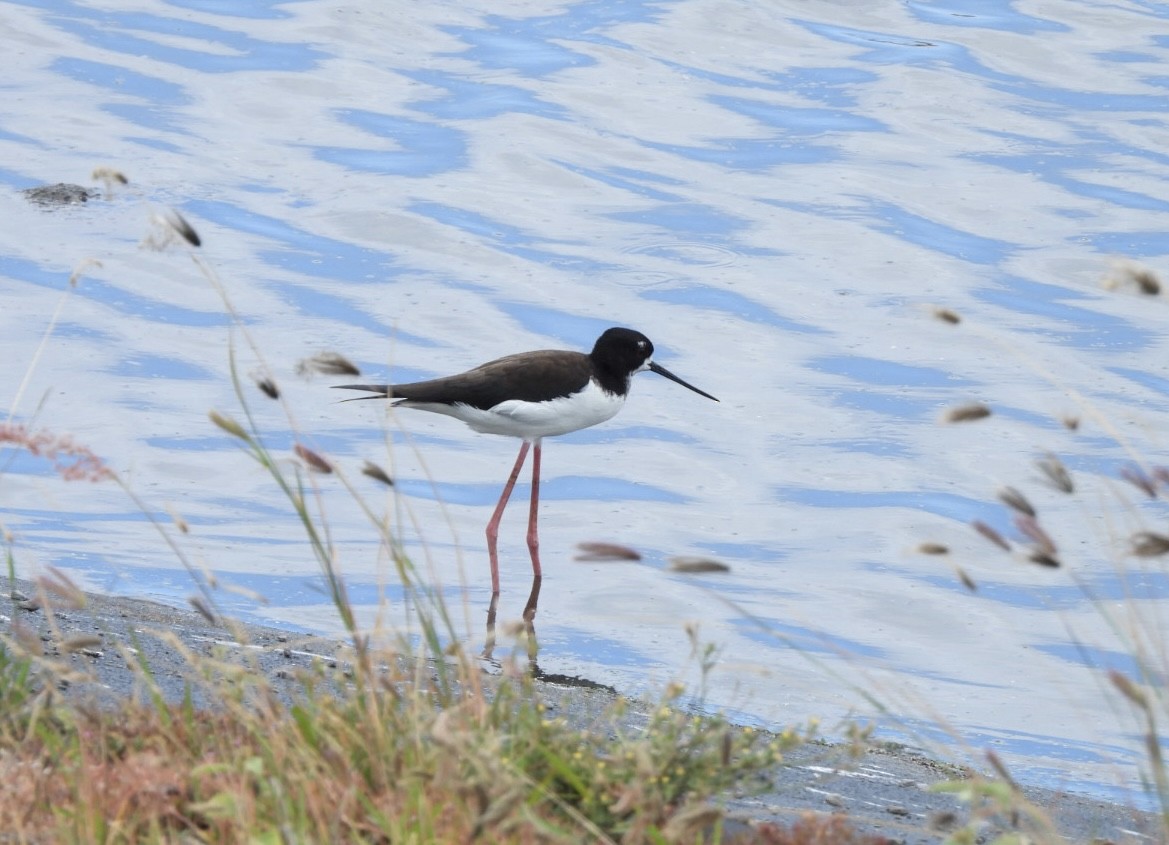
[1,578,1154,843]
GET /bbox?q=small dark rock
[21,183,93,206]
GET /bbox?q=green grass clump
[0,630,800,843]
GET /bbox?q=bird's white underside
[398,378,627,440]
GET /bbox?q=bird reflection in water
[482,576,542,670]
[481,577,620,692]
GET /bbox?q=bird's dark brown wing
[334,350,593,411]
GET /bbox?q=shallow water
[3,0,1169,805]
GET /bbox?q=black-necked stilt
[336,327,718,594]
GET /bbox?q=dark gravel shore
[1,578,1155,843]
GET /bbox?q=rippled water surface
[4,0,1169,804]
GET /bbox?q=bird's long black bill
[648,362,719,402]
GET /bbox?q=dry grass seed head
[188,595,218,625]
[254,375,279,399]
[1132,268,1161,295]
[166,505,190,534]
[1131,532,1169,557]
[916,543,949,556]
[1104,260,1161,296]
[38,567,87,609]
[91,166,128,186]
[1109,669,1149,708]
[668,556,730,574]
[297,352,361,378]
[360,461,394,486]
[942,403,991,423]
[985,749,1019,789]
[208,410,248,440]
[69,257,102,288]
[1027,551,1061,568]
[142,210,200,250]
[0,423,116,482]
[998,487,1036,517]
[1035,453,1073,493]
[60,634,104,654]
[575,542,641,562]
[1120,465,1158,498]
[294,444,333,474]
[11,618,43,655]
[955,566,977,592]
[166,210,201,247]
[1014,515,1057,555]
[90,167,128,201]
[971,520,1011,552]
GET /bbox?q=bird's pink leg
[526,439,542,579]
[486,441,530,595]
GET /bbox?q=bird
[335,327,718,594]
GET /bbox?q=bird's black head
[591,327,654,376]
[591,327,718,401]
